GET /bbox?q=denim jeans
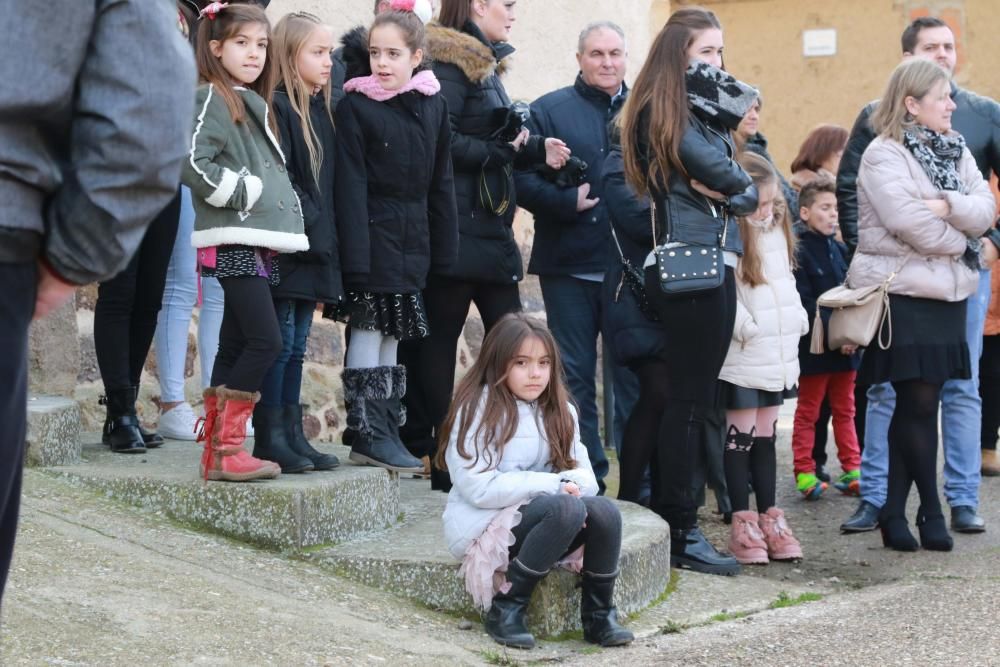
[539,275,640,487]
[153,186,224,401]
[260,298,314,407]
[862,270,992,509]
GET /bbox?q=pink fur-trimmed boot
[759,507,803,561]
[728,510,769,565]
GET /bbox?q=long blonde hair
[736,152,796,288]
[870,59,950,143]
[273,12,335,185]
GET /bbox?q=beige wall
[266,0,653,102]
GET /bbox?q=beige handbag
[809,253,911,354]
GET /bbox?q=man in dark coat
[514,21,638,492]
[1,0,195,608]
[838,16,1000,534]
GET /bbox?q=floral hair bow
[200,2,230,20]
[390,0,433,23]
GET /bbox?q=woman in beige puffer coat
[720,153,810,566]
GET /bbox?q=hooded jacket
[183,84,308,252]
[334,29,459,293]
[270,87,343,304]
[838,84,1000,257]
[515,75,626,276]
[719,219,810,392]
[427,21,547,284]
[849,136,994,302]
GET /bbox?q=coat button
[264,160,272,168]
[591,216,597,223]
[278,200,285,210]
[278,165,285,173]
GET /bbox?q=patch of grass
[480,648,523,666]
[575,646,602,655]
[659,619,686,634]
[709,610,751,623]
[768,591,823,610]
[542,628,584,642]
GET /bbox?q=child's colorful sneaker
[835,469,861,496]
[796,472,827,500]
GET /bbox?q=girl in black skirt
[334,5,459,472]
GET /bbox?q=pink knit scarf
[343,70,441,102]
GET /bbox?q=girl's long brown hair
[434,314,578,474]
[789,124,849,174]
[273,12,334,185]
[195,3,279,136]
[736,152,796,288]
[618,7,722,196]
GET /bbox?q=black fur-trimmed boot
[580,571,634,647]
[484,559,544,649]
[342,367,423,473]
[100,388,146,454]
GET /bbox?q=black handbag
[651,198,726,297]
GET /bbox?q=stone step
[26,395,82,467]
[46,438,397,550]
[307,478,672,638]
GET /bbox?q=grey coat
[0,0,196,283]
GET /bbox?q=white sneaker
[158,402,199,441]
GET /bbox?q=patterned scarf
[901,125,966,191]
[685,61,759,131]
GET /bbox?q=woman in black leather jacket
[618,7,758,576]
[398,0,569,489]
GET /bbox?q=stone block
[308,480,671,637]
[28,296,80,396]
[48,440,398,550]
[25,396,82,467]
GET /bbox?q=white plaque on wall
[803,28,837,57]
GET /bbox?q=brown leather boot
[982,449,1000,477]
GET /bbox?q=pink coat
[849,136,994,302]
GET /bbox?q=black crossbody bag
[650,197,726,297]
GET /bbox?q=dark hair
[195,3,277,134]
[374,0,386,13]
[437,0,473,30]
[789,124,849,174]
[370,10,427,65]
[901,16,948,54]
[618,6,722,196]
[798,175,836,210]
[434,314,578,474]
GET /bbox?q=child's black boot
[484,559,543,649]
[252,404,314,473]
[580,571,634,647]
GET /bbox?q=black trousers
[980,335,1000,451]
[398,275,522,457]
[210,276,282,393]
[93,193,180,390]
[0,261,36,611]
[643,267,737,530]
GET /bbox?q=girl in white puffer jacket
[719,153,810,566]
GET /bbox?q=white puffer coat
[719,219,810,392]
[442,395,597,560]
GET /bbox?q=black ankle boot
[879,514,919,552]
[284,405,339,470]
[129,386,163,448]
[916,508,953,551]
[252,404,314,473]
[484,559,543,649]
[670,526,741,576]
[100,389,146,454]
[580,572,634,647]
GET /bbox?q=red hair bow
[199,2,230,20]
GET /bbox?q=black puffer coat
[427,21,547,284]
[601,146,664,367]
[837,84,1000,257]
[270,87,343,304]
[334,32,459,293]
[639,110,758,253]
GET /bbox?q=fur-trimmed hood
[340,25,371,81]
[426,22,510,83]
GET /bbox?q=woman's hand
[691,179,727,202]
[924,198,951,218]
[840,344,858,355]
[509,128,530,152]
[981,238,1000,267]
[561,481,581,497]
[545,137,571,170]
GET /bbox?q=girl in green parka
[181,2,308,483]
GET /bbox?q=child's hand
[509,128,530,152]
[561,481,581,497]
[840,344,858,355]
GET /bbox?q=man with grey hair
[515,21,637,493]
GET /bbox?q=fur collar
[426,23,509,83]
[340,25,371,80]
[344,70,441,101]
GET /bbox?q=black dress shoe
[841,500,881,533]
[951,506,986,533]
[815,464,831,484]
[670,526,741,576]
[916,509,953,551]
[879,516,919,552]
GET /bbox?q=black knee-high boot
[484,559,544,649]
[580,571,634,647]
